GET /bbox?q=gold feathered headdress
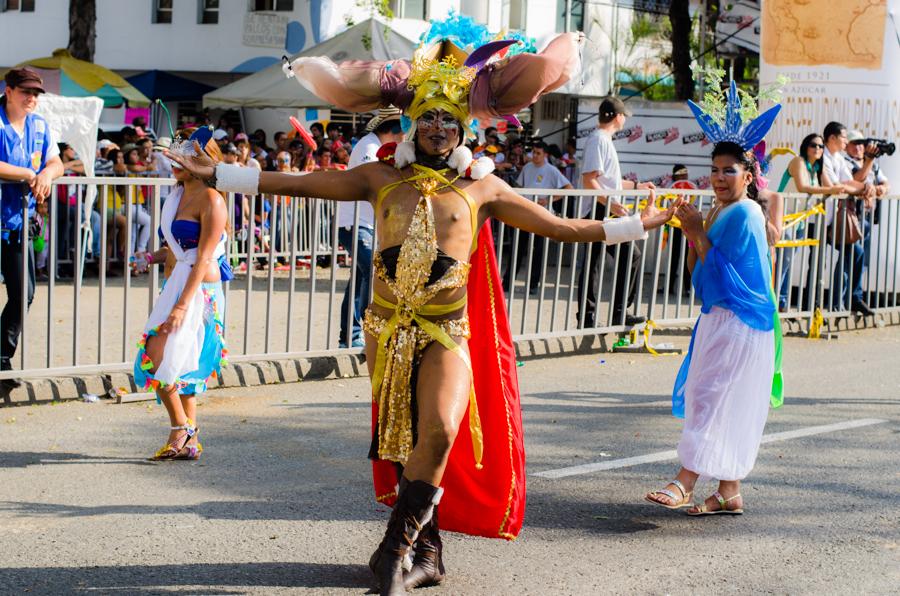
[405,40,476,127]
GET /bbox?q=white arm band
[215,163,259,195]
[603,214,647,244]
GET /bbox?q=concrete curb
[3,311,896,408]
[0,352,369,407]
[0,333,613,407]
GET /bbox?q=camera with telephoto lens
[863,138,895,157]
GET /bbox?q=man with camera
[822,121,877,315]
[845,130,892,294]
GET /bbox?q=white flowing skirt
[677,306,774,481]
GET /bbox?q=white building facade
[0,0,580,76]
[1,1,667,148]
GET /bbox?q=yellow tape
[642,320,679,357]
[775,239,819,248]
[808,307,824,339]
[782,203,826,228]
[768,147,797,158]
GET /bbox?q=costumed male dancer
[168,16,677,595]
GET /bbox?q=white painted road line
[757,418,888,444]
[532,418,889,479]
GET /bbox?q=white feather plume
[468,156,495,180]
[447,146,473,175]
[394,141,416,169]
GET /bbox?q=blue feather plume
[189,126,213,148]
[420,11,491,50]
[740,105,782,151]
[687,100,722,141]
[420,10,537,56]
[725,80,743,140]
[689,80,781,150]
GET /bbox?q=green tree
[600,12,675,100]
[346,0,394,51]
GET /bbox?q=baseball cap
[234,132,249,142]
[97,139,115,150]
[4,68,45,93]
[599,95,632,118]
[212,128,229,141]
[224,142,240,155]
[847,130,865,143]
[484,145,500,154]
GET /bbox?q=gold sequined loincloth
[363,307,471,464]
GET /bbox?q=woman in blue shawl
[645,141,780,515]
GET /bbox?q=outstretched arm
[486,176,675,244]
[167,141,371,202]
[257,168,369,201]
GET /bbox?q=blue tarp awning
[126,70,216,102]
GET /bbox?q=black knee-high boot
[403,501,445,590]
[369,478,442,596]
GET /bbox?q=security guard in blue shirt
[0,68,64,387]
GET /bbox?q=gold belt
[364,292,483,468]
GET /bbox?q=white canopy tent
[203,18,422,109]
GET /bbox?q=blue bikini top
[157,219,234,281]
[157,219,201,249]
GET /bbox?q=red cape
[371,221,526,540]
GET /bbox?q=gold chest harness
[364,164,484,468]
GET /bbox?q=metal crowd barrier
[1,176,898,381]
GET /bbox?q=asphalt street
[1,326,898,595]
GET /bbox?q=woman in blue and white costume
[134,128,230,461]
[646,79,784,515]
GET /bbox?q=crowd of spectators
[44,110,894,326]
[471,126,577,191]
[41,116,362,279]
[775,121,892,315]
[44,115,586,281]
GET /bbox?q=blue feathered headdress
[419,11,536,58]
[688,71,785,151]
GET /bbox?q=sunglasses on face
[418,113,460,131]
[809,143,824,149]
